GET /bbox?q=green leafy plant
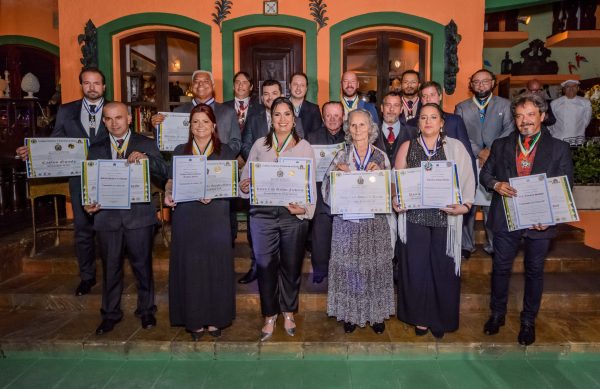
[572,142,600,184]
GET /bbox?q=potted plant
[572,141,600,209]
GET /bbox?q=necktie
[407,100,414,110]
[346,100,353,107]
[237,101,246,128]
[89,104,96,138]
[387,127,395,144]
[239,100,245,111]
[116,139,125,159]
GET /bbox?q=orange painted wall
[0,0,59,46]
[55,0,483,109]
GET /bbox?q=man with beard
[152,70,241,154]
[455,69,514,258]
[289,72,322,136]
[16,67,108,296]
[340,71,379,122]
[398,70,422,124]
[306,101,346,283]
[480,93,572,345]
[375,91,417,163]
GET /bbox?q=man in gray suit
[455,69,514,258]
[152,70,241,154]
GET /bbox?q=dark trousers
[490,230,552,325]
[250,210,309,316]
[97,225,156,321]
[310,211,333,277]
[462,205,493,252]
[70,181,96,281]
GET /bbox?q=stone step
[1,272,598,314]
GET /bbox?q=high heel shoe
[260,315,278,342]
[283,313,296,337]
[189,329,204,341]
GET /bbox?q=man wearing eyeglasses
[455,69,514,259]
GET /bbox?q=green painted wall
[483,4,600,81]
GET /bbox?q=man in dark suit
[289,72,322,136]
[375,91,417,164]
[398,70,422,124]
[86,102,168,335]
[152,70,241,154]
[16,67,108,296]
[480,93,573,346]
[306,101,346,283]
[340,71,379,122]
[223,71,262,132]
[455,69,515,258]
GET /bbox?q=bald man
[525,79,555,126]
[340,71,379,122]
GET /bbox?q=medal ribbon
[517,132,541,157]
[353,144,373,171]
[83,97,104,116]
[418,134,440,159]
[401,97,419,119]
[341,95,359,114]
[273,132,293,158]
[193,97,215,107]
[110,131,130,158]
[193,139,213,157]
[472,94,493,122]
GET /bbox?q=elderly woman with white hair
[322,108,396,335]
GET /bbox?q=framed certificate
[205,160,238,199]
[156,112,190,151]
[96,160,131,209]
[421,160,455,208]
[394,168,423,209]
[129,159,151,203]
[330,170,391,215]
[547,175,579,223]
[509,173,554,228]
[312,143,344,182]
[81,160,98,206]
[172,155,206,203]
[249,161,313,206]
[25,138,88,178]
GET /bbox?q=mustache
[520,122,535,127]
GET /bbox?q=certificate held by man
[25,138,88,178]
[172,155,207,203]
[330,170,391,215]
[547,175,579,223]
[156,112,190,151]
[312,143,344,182]
[96,160,131,209]
[249,161,313,206]
[421,160,455,208]
[509,173,554,228]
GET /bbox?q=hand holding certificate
[25,138,88,178]
[330,170,391,215]
[249,161,313,206]
[96,160,131,209]
[509,173,554,228]
[156,112,190,151]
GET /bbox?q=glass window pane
[345,37,377,96]
[167,36,198,73]
[388,38,420,82]
[127,37,156,72]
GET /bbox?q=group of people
[15,64,574,346]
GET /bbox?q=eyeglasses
[471,79,493,86]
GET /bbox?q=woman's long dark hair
[263,97,301,150]
[183,104,222,155]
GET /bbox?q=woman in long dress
[394,103,475,338]
[323,108,396,334]
[239,97,316,341]
[165,104,236,341]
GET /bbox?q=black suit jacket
[374,121,418,164]
[480,128,573,238]
[297,100,323,136]
[223,97,263,132]
[51,99,109,198]
[87,132,168,232]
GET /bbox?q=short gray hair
[192,70,215,85]
[513,92,547,115]
[343,109,379,144]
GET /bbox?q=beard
[474,89,492,99]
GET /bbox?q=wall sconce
[171,59,181,72]
[517,16,531,25]
[394,60,402,69]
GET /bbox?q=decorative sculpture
[309,0,328,33]
[78,19,98,69]
[510,39,558,75]
[444,19,461,95]
[21,73,40,99]
[212,0,233,32]
[500,51,513,75]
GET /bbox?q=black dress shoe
[415,327,429,336]
[189,330,204,341]
[461,249,472,260]
[312,274,326,284]
[483,314,505,335]
[344,322,356,333]
[141,314,156,329]
[95,318,121,335]
[75,279,96,296]
[208,328,222,338]
[518,323,536,346]
[372,322,385,334]
[431,329,445,339]
[238,268,257,284]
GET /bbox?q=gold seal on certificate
[249,161,313,206]
[330,170,391,215]
[81,159,150,206]
[156,112,190,151]
[25,138,88,178]
[172,156,239,202]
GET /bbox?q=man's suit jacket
[175,101,241,155]
[51,99,109,198]
[87,132,168,232]
[297,100,323,136]
[223,96,263,132]
[374,121,417,164]
[357,100,380,123]
[480,128,573,238]
[240,106,305,160]
[400,99,422,125]
[454,95,515,157]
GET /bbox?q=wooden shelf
[483,31,529,48]
[546,30,600,47]
[496,74,580,89]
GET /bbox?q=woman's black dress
[169,143,236,330]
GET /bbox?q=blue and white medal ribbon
[419,134,440,170]
[353,144,373,171]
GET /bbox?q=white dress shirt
[550,96,592,141]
